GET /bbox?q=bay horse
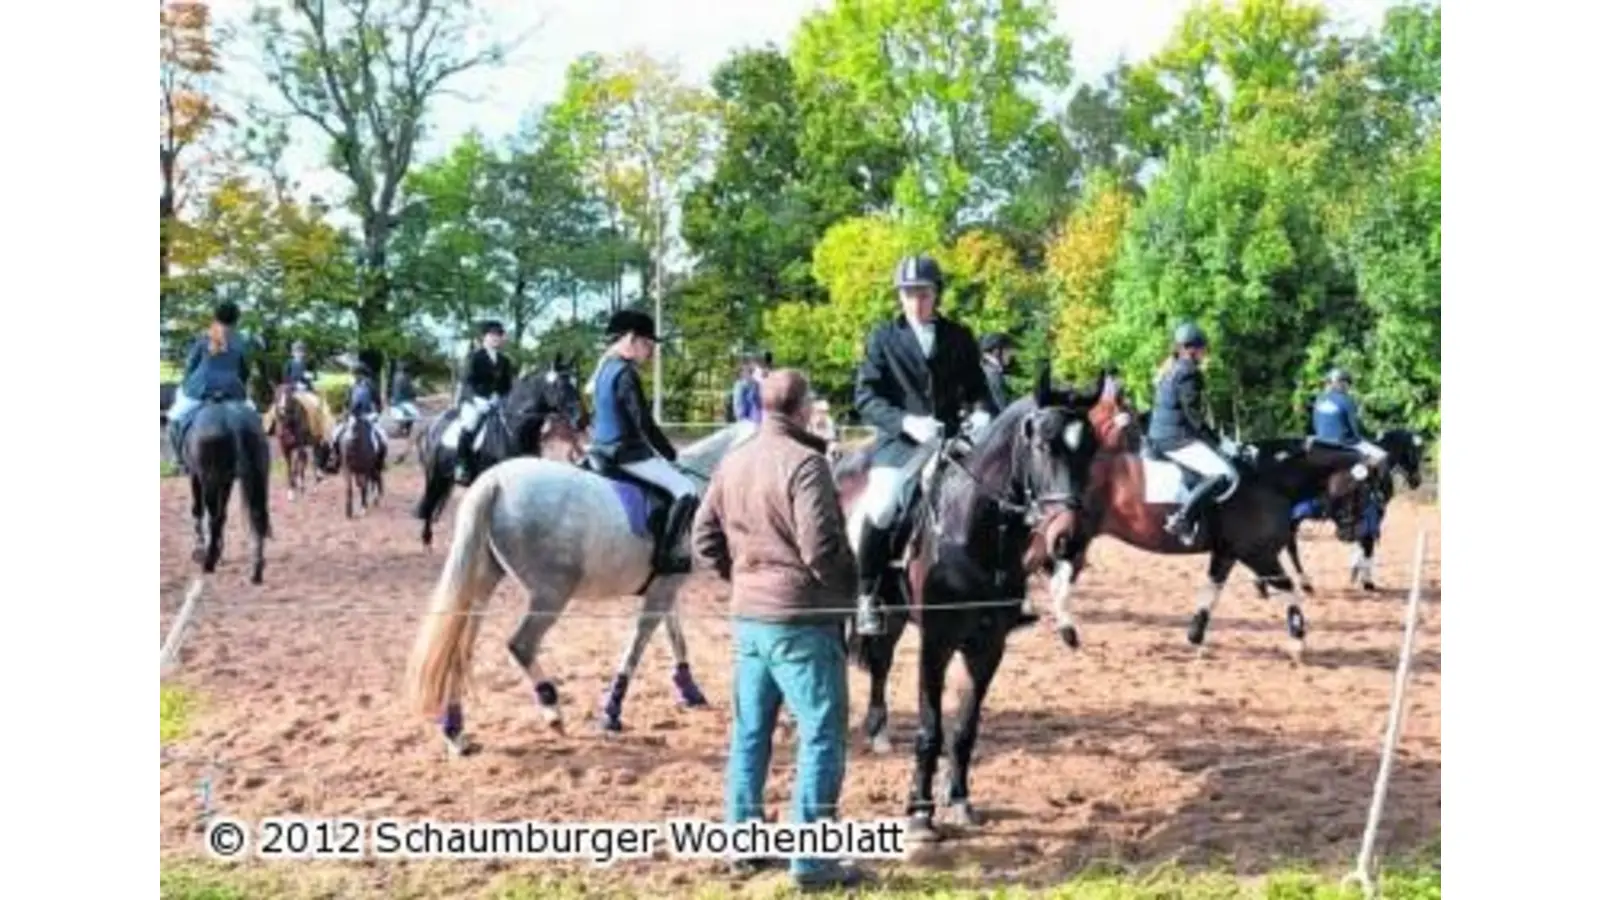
[413,357,586,547]
[836,367,1098,841]
[1047,427,1373,662]
[177,397,273,584]
[268,383,319,499]
[404,423,755,754]
[1253,428,1428,595]
[338,413,386,518]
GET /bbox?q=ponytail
[208,321,229,356]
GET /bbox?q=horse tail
[405,472,504,719]
[236,422,272,540]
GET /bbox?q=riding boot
[653,495,700,575]
[1164,475,1228,546]
[454,428,475,483]
[855,521,894,636]
[168,421,186,475]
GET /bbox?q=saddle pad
[608,481,652,539]
[1141,458,1191,506]
[439,417,494,453]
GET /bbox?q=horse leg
[203,481,232,574]
[344,466,354,519]
[1351,534,1378,591]
[189,475,206,564]
[1188,552,1236,651]
[507,597,572,733]
[600,577,674,732]
[662,605,708,708]
[906,632,957,843]
[1049,545,1090,650]
[416,463,454,549]
[946,632,1007,828]
[1248,551,1309,663]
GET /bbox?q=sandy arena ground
[159,443,1441,894]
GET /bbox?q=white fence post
[161,578,206,678]
[1345,530,1430,899]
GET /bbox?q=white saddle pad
[439,417,494,453]
[1141,457,1193,505]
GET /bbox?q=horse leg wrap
[672,663,707,707]
[534,681,559,708]
[440,702,464,740]
[602,674,630,722]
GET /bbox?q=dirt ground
[159,448,1441,894]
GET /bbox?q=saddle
[576,451,684,560]
[878,440,958,572]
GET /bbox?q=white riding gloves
[901,415,941,444]
[967,410,993,433]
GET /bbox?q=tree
[251,0,513,376]
[1044,172,1135,380]
[161,1,227,288]
[549,49,719,417]
[791,0,1074,233]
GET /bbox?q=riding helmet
[1327,366,1351,385]
[980,333,1014,354]
[214,300,241,326]
[1173,322,1208,349]
[894,254,944,293]
[292,339,307,353]
[480,320,506,337]
[605,309,658,342]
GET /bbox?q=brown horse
[339,414,386,518]
[268,383,320,499]
[1086,368,1142,453]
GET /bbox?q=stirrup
[855,596,885,636]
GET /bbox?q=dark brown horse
[835,367,1098,841]
[339,414,386,518]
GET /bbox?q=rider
[1146,322,1239,546]
[283,341,317,393]
[1311,367,1388,466]
[330,362,388,463]
[589,309,699,575]
[979,333,1015,414]
[167,301,254,474]
[390,361,419,424]
[852,254,1002,635]
[453,320,515,483]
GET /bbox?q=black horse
[413,356,587,547]
[1251,427,1428,596]
[178,397,273,584]
[834,366,1098,841]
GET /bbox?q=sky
[205,0,1415,207]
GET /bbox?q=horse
[835,367,1098,841]
[267,382,320,499]
[404,423,756,754]
[413,357,586,548]
[1252,428,1429,596]
[1085,367,1142,453]
[338,413,386,518]
[1046,422,1375,662]
[176,397,273,584]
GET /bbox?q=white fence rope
[1344,529,1430,899]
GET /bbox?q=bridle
[933,409,1085,530]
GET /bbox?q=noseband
[937,410,1083,529]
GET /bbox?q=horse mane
[676,421,756,478]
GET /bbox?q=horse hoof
[1285,638,1305,665]
[250,571,263,586]
[1301,583,1316,597]
[1058,625,1080,650]
[1187,609,1211,646]
[598,714,623,734]
[869,732,892,755]
[1362,581,1377,593]
[904,814,940,844]
[442,733,478,757]
[949,801,981,828]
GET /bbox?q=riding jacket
[853,314,998,467]
[590,356,676,465]
[283,357,314,390]
[1146,356,1217,453]
[1311,389,1366,446]
[348,377,380,417]
[181,332,252,402]
[463,347,514,400]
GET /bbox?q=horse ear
[1033,360,1053,407]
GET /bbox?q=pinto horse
[1252,428,1429,596]
[1047,430,1373,662]
[836,367,1097,841]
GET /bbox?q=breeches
[620,455,697,501]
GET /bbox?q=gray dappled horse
[405,422,756,754]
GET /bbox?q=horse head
[1378,428,1427,490]
[1086,366,1141,453]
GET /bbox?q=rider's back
[1146,356,1206,454]
[182,332,250,402]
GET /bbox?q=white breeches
[334,414,387,450]
[391,400,420,421]
[1165,441,1239,488]
[457,396,493,436]
[620,455,698,501]
[860,465,911,529]
[168,392,201,424]
[1354,439,1388,464]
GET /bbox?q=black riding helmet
[480,320,505,337]
[980,333,1014,355]
[605,309,658,343]
[214,300,240,326]
[894,254,944,294]
[1173,321,1208,349]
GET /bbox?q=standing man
[978,333,1015,416]
[851,254,1001,635]
[691,369,862,892]
[453,321,515,483]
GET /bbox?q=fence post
[1345,529,1430,899]
[161,578,205,678]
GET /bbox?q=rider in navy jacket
[1311,368,1387,464]
[1146,323,1239,545]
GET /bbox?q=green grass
[160,685,197,746]
[159,853,1440,900]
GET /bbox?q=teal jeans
[724,618,850,877]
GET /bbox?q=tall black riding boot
[854,521,894,636]
[1164,475,1227,546]
[654,496,700,575]
[454,428,476,483]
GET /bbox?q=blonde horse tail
[405,471,505,719]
